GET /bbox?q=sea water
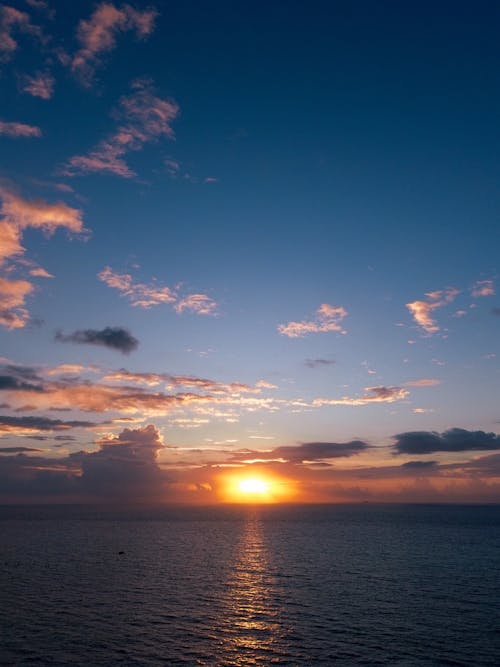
[1,504,499,666]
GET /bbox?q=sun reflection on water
[216,511,292,665]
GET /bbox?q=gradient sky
[0,0,499,504]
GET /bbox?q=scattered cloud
[55,326,139,354]
[313,385,409,407]
[235,440,369,464]
[393,428,500,455]
[0,446,42,453]
[174,294,218,316]
[64,78,179,178]
[0,414,99,434]
[403,379,441,387]
[98,266,218,316]
[71,3,157,85]
[0,186,87,328]
[0,120,41,138]
[471,280,495,298]
[278,303,347,338]
[305,358,335,368]
[0,5,42,62]
[406,287,459,334]
[20,70,54,99]
[0,277,34,329]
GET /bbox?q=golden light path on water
[217,511,292,664]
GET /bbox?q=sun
[237,477,271,495]
[218,471,297,504]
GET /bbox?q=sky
[0,0,499,504]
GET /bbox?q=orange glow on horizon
[218,471,297,504]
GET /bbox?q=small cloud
[305,358,336,368]
[412,408,435,414]
[401,460,437,469]
[0,414,98,433]
[0,5,42,62]
[55,326,139,354]
[0,277,34,329]
[64,79,179,178]
[28,267,54,278]
[278,303,347,338]
[71,3,157,85]
[403,379,441,387]
[20,71,54,99]
[99,266,218,316]
[0,120,41,138]
[471,280,495,298]
[406,287,459,334]
[174,294,218,316]
[313,385,409,407]
[492,308,500,317]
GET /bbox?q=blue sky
[0,1,498,503]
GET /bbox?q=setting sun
[218,471,297,504]
[238,478,270,495]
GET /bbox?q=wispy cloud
[0,186,87,328]
[305,358,336,368]
[0,5,42,62]
[55,327,139,354]
[98,266,218,316]
[0,277,34,329]
[71,3,157,85]
[174,294,218,316]
[0,414,98,434]
[403,379,441,387]
[0,120,41,138]
[278,303,347,338]
[313,386,409,407]
[406,287,459,334]
[64,79,179,178]
[470,279,495,298]
[20,70,54,99]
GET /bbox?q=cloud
[98,266,177,307]
[55,327,139,354]
[0,120,41,138]
[20,71,54,99]
[403,379,441,387]
[0,186,86,264]
[64,78,178,178]
[393,428,500,455]
[492,308,500,316]
[0,277,34,329]
[278,303,347,338]
[313,385,409,407]
[236,440,369,464]
[0,186,87,328]
[0,414,98,434]
[0,5,42,62]
[406,287,459,334]
[174,294,218,316]
[0,446,42,453]
[305,358,336,368]
[471,280,495,298]
[98,266,218,315]
[71,3,157,85]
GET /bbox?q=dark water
[1,504,499,666]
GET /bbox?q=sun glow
[219,471,296,504]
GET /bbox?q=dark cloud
[401,460,438,469]
[0,415,98,432]
[0,425,169,502]
[492,307,500,316]
[26,434,77,441]
[0,375,43,391]
[236,440,369,463]
[55,326,139,354]
[393,428,500,455]
[305,358,335,368]
[0,446,42,453]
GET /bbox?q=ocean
[1,504,499,666]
